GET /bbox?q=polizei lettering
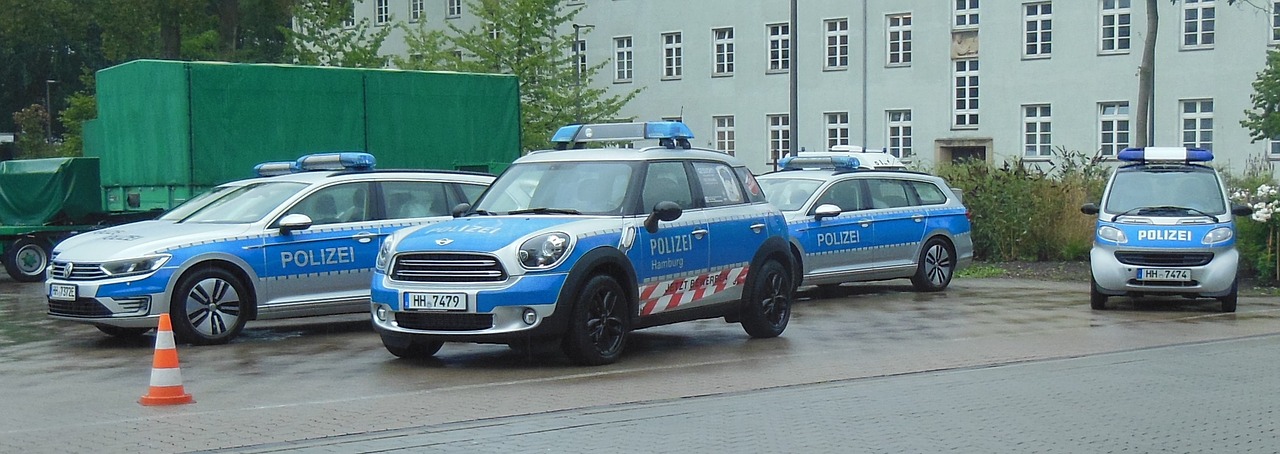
[281,246,356,268]
[1137,229,1192,242]
[650,234,693,256]
[818,230,860,247]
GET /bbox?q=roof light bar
[779,153,862,171]
[254,161,300,177]
[296,152,377,171]
[552,121,695,149]
[1116,147,1213,163]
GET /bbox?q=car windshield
[758,177,824,211]
[179,182,309,223]
[1105,168,1227,216]
[474,161,636,215]
[157,185,241,221]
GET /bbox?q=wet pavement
[1,274,1278,452]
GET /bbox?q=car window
[868,179,913,209]
[1105,169,1226,215]
[693,162,745,208]
[382,181,451,219]
[284,182,373,225]
[641,161,695,211]
[814,179,867,212]
[734,167,767,203]
[758,177,824,211]
[476,161,634,215]
[458,183,486,204]
[910,181,948,205]
[159,185,238,221]
[182,182,308,224]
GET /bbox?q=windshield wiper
[507,207,582,215]
[1112,205,1216,222]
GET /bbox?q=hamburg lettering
[281,246,356,268]
[650,234,693,255]
[652,257,685,271]
[817,230,860,247]
[1137,229,1191,242]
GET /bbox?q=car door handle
[912,214,925,223]
[692,229,709,239]
[750,223,765,233]
[859,219,873,227]
[353,232,378,243]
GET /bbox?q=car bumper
[370,271,570,343]
[1090,246,1237,297]
[45,273,171,328]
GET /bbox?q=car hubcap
[16,245,45,275]
[185,278,242,337]
[761,270,789,325]
[586,286,624,354]
[924,244,953,287]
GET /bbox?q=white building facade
[362,0,1279,175]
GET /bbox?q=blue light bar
[551,121,694,146]
[296,152,376,171]
[779,154,862,171]
[1116,147,1213,163]
[254,161,300,177]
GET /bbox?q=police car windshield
[474,161,636,215]
[179,182,309,223]
[757,177,824,211]
[1105,168,1226,216]
[158,185,240,221]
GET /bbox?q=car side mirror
[452,203,472,218]
[1080,203,1099,215]
[1232,204,1254,217]
[644,201,683,234]
[278,213,313,232]
[813,203,843,220]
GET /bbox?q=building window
[955,0,979,29]
[1023,104,1052,157]
[1100,0,1131,53]
[767,23,791,73]
[1182,0,1215,49]
[1273,1,1280,44]
[713,27,735,76]
[1181,99,1214,149]
[954,59,979,127]
[662,32,683,79]
[887,110,913,159]
[1099,101,1130,157]
[410,0,424,21]
[767,114,790,163]
[825,19,850,70]
[1270,138,1280,157]
[887,14,912,66]
[374,0,390,24]
[714,116,736,155]
[447,0,462,18]
[341,2,355,28]
[825,112,850,149]
[573,39,587,79]
[1024,2,1052,58]
[614,37,633,82]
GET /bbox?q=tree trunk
[1134,0,1159,148]
[217,0,240,60]
[158,0,182,59]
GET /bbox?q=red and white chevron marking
[639,266,750,316]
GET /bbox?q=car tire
[1219,277,1238,313]
[382,334,444,358]
[910,237,955,292]
[561,274,629,366]
[95,325,152,338]
[170,267,250,345]
[1090,275,1108,310]
[4,237,51,282]
[740,259,792,339]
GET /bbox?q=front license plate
[1137,268,1192,282]
[49,283,77,301]
[405,292,467,311]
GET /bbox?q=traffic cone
[139,313,195,406]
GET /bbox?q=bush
[1225,155,1279,284]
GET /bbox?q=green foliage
[956,264,1008,279]
[931,148,1109,262]
[1224,155,1279,284]
[284,0,393,68]
[55,71,98,157]
[1242,48,1280,143]
[10,105,62,158]
[395,0,641,152]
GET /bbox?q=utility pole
[44,79,58,142]
[573,23,594,124]
[788,0,798,157]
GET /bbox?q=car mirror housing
[278,213,313,232]
[452,203,472,218]
[813,204,842,220]
[1080,203,1099,215]
[644,201,683,234]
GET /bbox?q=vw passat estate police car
[1081,147,1252,312]
[46,153,494,344]
[755,150,973,292]
[372,122,795,365]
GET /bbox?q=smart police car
[755,150,973,292]
[371,122,795,365]
[1081,147,1252,312]
[46,153,494,344]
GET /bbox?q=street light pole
[44,79,58,142]
[572,23,594,124]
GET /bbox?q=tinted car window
[459,183,487,204]
[910,181,948,205]
[734,167,768,204]
[814,179,866,211]
[642,161,695,210]
[382,181,451,218]
[868,179,913,209]
[284,182,373,225]
[694,162,745,207]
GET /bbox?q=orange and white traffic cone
[139,313,195,406]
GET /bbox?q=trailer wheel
[4,237,51,282]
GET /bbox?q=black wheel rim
[184,277,243,338]
[585,285,625,355]
[922,243,953,287]
[760,269,790,326]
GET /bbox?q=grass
[956,264,1007,279]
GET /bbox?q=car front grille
[48,299,113,317]
[47,261,108,280]
[395,312,494,331]
[390,253,507,282]
[1114,252,1214,267]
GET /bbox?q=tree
[284,0,392,67]
[1242,48,1280,143]
[395,0,640,152]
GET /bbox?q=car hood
[52,220,255,261]
[393,216,613,253]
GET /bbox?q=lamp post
[572,23,594,124]
[44,79,58,142]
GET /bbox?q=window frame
[1180,98,1214,150]
[886,13,912,67]
[887,110,913,159]
[954,0,980,30]
[825,112,850,149]
[662,31,684,80]
[1022,104,1053,158]
[825,18,850,70]
[614,36,634,82]
[1181,0,1216,50]
[714,115,736,156]
[1023,2,1052,59]
[767,23,791,73]
[712,27,735,76]
[953,59,980,128]
[446,0,462,19]
[767,114,791,165]
[1098,101,1131,158]
[1099,0,1132,54]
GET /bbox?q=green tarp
[0,158,101,226]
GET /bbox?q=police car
[371,122,795,365]
[755,149,973,292]
[1081,147,1252,312]
[46,153,494,344]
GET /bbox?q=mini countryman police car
[46,153,494,344]
[755,151,973,292]
[371,122,795,365]
[1080,147,1252,312]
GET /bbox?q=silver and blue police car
[1081,147,1252,312]
[371,122,795,365]
[755,149,973,292]
[46,153,494,344]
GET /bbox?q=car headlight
[375,239,394,273]
[100,255,170,278]
[1203,227,1234,245]
[518,232,571,270]
[1098,225,1127,244]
